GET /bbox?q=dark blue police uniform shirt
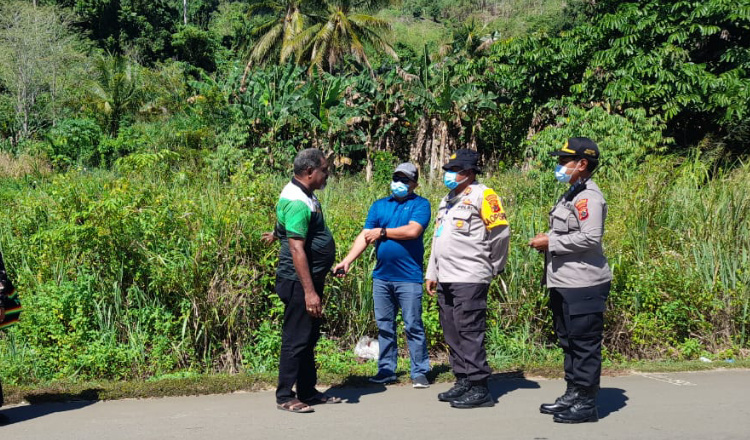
[364,193,431,283]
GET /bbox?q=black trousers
[549,282,610,388]
[275,276,325,404]
[437,282,491,382]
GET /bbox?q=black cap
[442,149,480,172]
[549,137,600,161]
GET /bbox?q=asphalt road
[2,369,749,440]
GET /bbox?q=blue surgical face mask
[554,161,578,183]
[443,171,467,190]
[391,180,409,198]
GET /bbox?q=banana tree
[237,64,314,167]
[343,67,414,181]
[408,53,497,181]
[304,71,354,152]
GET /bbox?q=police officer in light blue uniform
[529,137,612,423]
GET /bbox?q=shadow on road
[2,397,98,425]
[488,371,541,402]
[0,388,102,425]
[24,388,104,404]
[327,369,545,405]
[599,387,628,419]
[324,377,387,404]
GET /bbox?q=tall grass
[0,155,748,384]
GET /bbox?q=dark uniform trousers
[549,281,610,388]
[275,276,325,404]
[437,283,491,382]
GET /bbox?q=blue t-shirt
[364,193,431,283]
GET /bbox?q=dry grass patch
[0,152,51,178]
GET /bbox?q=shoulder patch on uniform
[481,189,508,229]
[485,193,502,213]
[463,198,472,205]
[464,187,472,195]
[575,199,589,220]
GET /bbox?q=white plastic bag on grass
[354,336,379,360]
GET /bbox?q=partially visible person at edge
[528,137,612,424]
[261,148,343,413]
[425,149,511,409]
[0,251,19,426]
[333,163,432,389]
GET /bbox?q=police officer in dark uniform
[529,137,612,423]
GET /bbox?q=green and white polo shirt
[274,178,336,281]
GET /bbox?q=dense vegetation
[0,0,748,384]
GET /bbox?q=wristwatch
[380,228,387,239]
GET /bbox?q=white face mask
[443,171,468,190]
[554,160,579,183]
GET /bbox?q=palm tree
[283,0,397,75]
[87,55,142,136]
[239,0,309,92]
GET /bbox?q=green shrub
[241,320,282,374]
[525,104,671,172]
[47,118,102,166]
[1,156,749,383]
[171,25,218,72]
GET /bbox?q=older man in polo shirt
[333,163,432,388]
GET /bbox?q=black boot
[450,380,494,408]
[438,377,471,402]
[540,382,579,414]
[553,386,599,423]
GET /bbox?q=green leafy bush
[524,104,670,171]
[47,118,102,166]
[0,158,749,383]
[171,25,218,72]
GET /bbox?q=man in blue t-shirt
[333,163,432,388]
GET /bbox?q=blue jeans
[372,278,430,379]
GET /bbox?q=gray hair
[293,148,325,175]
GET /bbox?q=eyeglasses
[392,174,412,184]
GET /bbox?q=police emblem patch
[485,194,502,213]
[575,199,589,220]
